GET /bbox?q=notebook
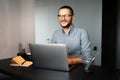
[29,43,78,72]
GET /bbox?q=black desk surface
[0,58,118,80]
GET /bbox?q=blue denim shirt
[51,26,91,58]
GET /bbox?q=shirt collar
[61,25,75,35]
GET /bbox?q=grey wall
[35,0,102,66]
[0,0,35,59]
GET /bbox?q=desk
[0,58,118,80]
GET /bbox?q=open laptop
[29,43,78,72]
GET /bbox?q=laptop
[29,43,78,72]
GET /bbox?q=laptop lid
[29,43,70,71]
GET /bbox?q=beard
[60,20,72,28]
[61,23,71,28]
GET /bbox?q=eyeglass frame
[57,14,73,18]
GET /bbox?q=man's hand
[68,58,83,65]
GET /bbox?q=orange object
[68,57,83,65]
[11,56,33,67]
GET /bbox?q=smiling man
[51,6,91,64]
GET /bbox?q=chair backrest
[84,46,98,72]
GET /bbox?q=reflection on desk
[0,58,70,80]
[0,58,119,80]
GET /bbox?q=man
[51,6,91,64]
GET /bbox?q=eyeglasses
[57,14,72,18]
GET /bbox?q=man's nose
[61,16,66,20]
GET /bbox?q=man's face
[58,8,74,28]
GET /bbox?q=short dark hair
[58,6,74,15]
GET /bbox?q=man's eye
[57,14,72,18]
